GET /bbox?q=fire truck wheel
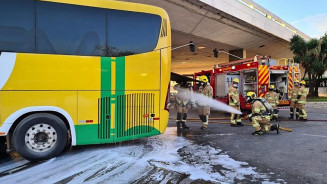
[12,113,67,161]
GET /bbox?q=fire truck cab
[194,56,301,111]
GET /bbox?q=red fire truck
[194,56,301,111]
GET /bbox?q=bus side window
[36,2,106,56]
[107,10,162,57]
[0,0,35,53]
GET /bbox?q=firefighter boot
[237,121,244,127]
[176,121,182,131]
[236,122,244,127]
[182,114,189,130]
[252,130,264,135]
[201,115,208,130]
[288,108,294,120]
[270,124,280,134]
[236,113,244,126]
[181,121,190,130]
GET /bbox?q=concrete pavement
[1,106,326,183]
[169,107,327,183]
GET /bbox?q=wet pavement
[1,106,327,184]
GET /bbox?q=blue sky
[252,0,327,38]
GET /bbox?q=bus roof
[40,0,169,19]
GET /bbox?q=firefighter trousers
[252,116,272,132]
[290,101,299,118]
[176,104,188,114]
[297,104,307,120]
[230,105,241,125]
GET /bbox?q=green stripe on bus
[114,57,126,136]
[101,57,111,97]
[115,57,125,95]
[75,124,160,145]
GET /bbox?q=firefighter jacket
[251,100,267,116]
[176,89,192,106]
[228,85,239,106]
[174,84,192,106]
[265,91,279,107]
[297,86,308,104]
[199,84,213,97]
[198,84,213,106]
[290,87,299,102]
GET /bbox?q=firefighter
[289,80,300,120]
[198,75,213,130]
[264,85,279,121]
[228,78,243,127]
[297,80,308,121]
[245,92,280,135]
[174,82,191,131]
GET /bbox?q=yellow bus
[0,0,171,161]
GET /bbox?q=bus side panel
[124,51,161,91]
[1,53,101,91]
[0,91,77,128]
[76,91,105,145]
[115,91,161,142]
[102,52,161,141]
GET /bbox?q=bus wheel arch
[5,107,76,157]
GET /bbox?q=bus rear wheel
[13,113,68,161]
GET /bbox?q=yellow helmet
[294,79,300,83]
[199,75,208,83]
[269,85,275,89]
[246,92,256,99]
[245,92,256,103]
[232,78,240,83]
[300,80,306,85]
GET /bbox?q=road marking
[301,134,327,138]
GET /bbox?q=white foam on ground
[0,128,284,183]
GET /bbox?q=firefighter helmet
[245,92,256,103]
[269,85,275,90]
[300,80,306,85]
[294,79,300,83]
[232,78,239,83]
[199,75,208,83]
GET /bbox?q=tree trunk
[314,75,322,97]
[302,68,307,80]
[308,73,315,96]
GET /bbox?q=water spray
[175,88,242,115]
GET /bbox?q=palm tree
[290,34,327,97]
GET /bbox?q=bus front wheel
[13,113,68,161]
